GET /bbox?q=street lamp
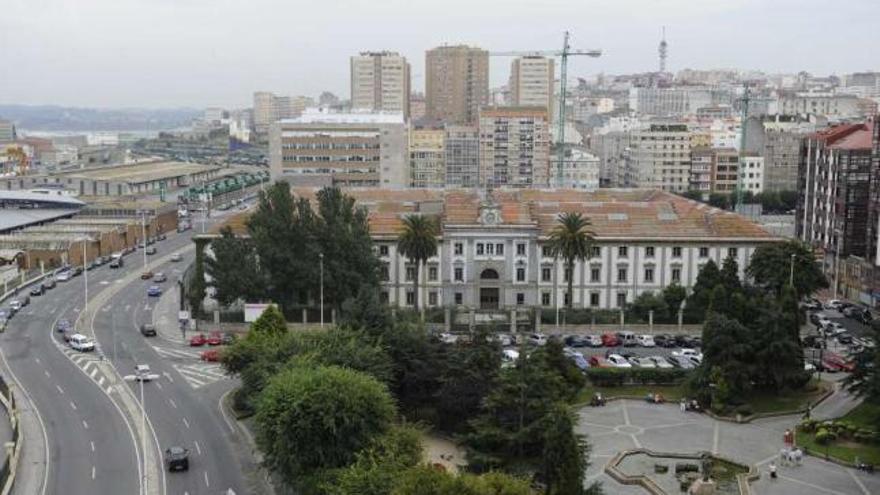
[123,366,159,495]
[82,239,89,315]
[789,253,796,288]
[319,253,324,328]
[140,210,148,272]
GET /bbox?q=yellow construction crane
[490,31,602,185]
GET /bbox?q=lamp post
[82,239,88,315]
[123,366,159,495]
[790,253,796,288]
[319,253,324,328]
[140,211,148,272]
[554,256,560,331]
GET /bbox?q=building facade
[0,120,15,142]
[689,147,714,194]
[409,127,445,188]
[425,45,489,125]
[444,125,480,188]
[478,107,551,188]
[625,124,691,192]
[777,92,861,118]
[269,110,408,188]
[350,51,411,117]
[741,155,765,193]
[558,148,600,190]
[711,148,739,193]
[253,92,312,135]
[509,56,555,114]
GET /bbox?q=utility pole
[82,239,88,315]
[141,211,148,272]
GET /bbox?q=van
[69,334,96,352]
[617,331,637,347]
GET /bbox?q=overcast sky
[2,0,878,109]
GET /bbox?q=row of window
[540,266,682,283]
[385,290,639,309]
[379,243,739,261]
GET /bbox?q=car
[201,349,221,362]
[810,312,829,326]
[146,246,157,255]
[147,286,162,297]
[825,299,844,311]
[588,355,613,368]
[206,332,223,346]
[672,348,699,358]
[170,253,183,262]
[72,266,83,276]
[688,354,703,366]
[628,356,656,368]
[85,261,97,271]
[56,271,71,282]
[567,352,589,371]
[674,334,696,347]
[637,334,656,347]
[802,334,826,349]
[585,335,603,347]
[9,299,22,311]
[601,333,620,347]
[654,334,673,347]
[836,333,854,345]
[153,272,167,283]
[438,332,458,344]
[135,364,154,381]
[94,256,106,266]
[822,321,845,336]
[802,300,823,311]
[56,319,71,333]
[501,349,520,367]
[528,333,549,346]
[804,361,816,372]
[158,233,167,241]
[43,278,56,289]
[221,333,236,345]
[140,323,157,337]
[668,355,696,369]
[691,336,702,348]
[189,333,207,346]
[822,353,855,373]
[30,285,44,296]
[69,334,96,352]
[649,355,675,369]
[617,331,637,347]
[141,271,154,280]
[164,446,190,472]
[606,354,633,368]
[109,256,124,268]
[564,335,589,347]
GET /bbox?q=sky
[2,0,879,109]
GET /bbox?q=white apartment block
[624,124,691,192]
[558,149,600,190]
[509,56,555,114]
[741,156,764,193]
[629,87,712,116]
[409,127,445,188]
[777,92,861,118]
[350,51,411,117]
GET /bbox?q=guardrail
[0,375,21,495]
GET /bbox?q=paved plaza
[577,396,880,495]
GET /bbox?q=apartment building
[0,119,16,142]
[628,87,712,116]
[689,147,714,194]
[425,45,489,125]
[777,92,861,118]
[558,148,600,190]
[711,148,739,193]
[269,110,408,188]
[625,124,691,192]
[253,92,312,135]
[509,56,555,115]
[478,107,551,188]
[741,156,764,194]
[410,126,445,188]
[444,125,480,188]
[350,52,411,117]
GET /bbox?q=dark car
[56,319,71,333]
[30,285,44,296]
[564,335,589,347]
[836,333,854,345]
[802,334,826,349]
[220,333,236,345]
[72,266,83,276]
[164,446,190,472]
[146,246,157,255]
[674,334,696,347]
[654,334,673,347]
[140,324,157,337]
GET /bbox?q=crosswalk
[151,344,229,389]
[60,347,115,395]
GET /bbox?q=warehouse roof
[0,208,79,233]
[54,161,220,184]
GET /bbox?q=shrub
[585,368,689,387]
[798,419,818,433]
[815,428,835,445]
[735,404,753,416]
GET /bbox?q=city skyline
[2,0,879,108]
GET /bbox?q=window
[645,246,655,257]
[541,266,552,282]
[380,263,389,281]
[672,268,681,283]
[379,245,389,256]
[428,292,438,306]
[618,246,628,257]
[728,247,738,258]
[699,247,709,258]
[617,267,627,282]
[486,243,495,255]
[406,291,415,306]
[644,267,654,283]
[428,266,438,281]
[672,246,682,258]
[496,243,504,255]
[454,267,464,282]
[379,291,389,303]
[542,246,553,257]
[516,267,526,282]
[405,265,415,281]
[454,292,463,305]
[591,267,600,282]
[454,242,463,255]
[476,243,484,255]
[591,246,601,258]
[516,293,525,305]
[564,268,571,282]
[563,293,570,306]
[516,243,526,256]
[590,293,600,307]
[616,292,627,308]
[541,292,551,306]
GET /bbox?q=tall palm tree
[397,214,439,311]
[548,212,594,310]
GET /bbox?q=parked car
[628,356,656,368]
[585,334,603,347]
[802,334,826,349]
[200,349,221,362]
[141,271,154,280]
[146,246,157,255]
[654,334,674,347]
[221,333,236,345]
[438,332,458,344]
[43,278,56,289]
[502,349,520,367]
[606,354,633,368]
[836,333,854,345]
[490,333,513,346]
[30,285,44,296]
[189,333,207,346]
[147,286,162,297]
[668,355,696,369]
[206,332,223,346]
[164,446,190,472]
[56,319,71,333]
[153,272,167,283]
[69,334,96,352]
[56,271,71,282]
[649,355,675,369]
[140,324,157,337]
[810,312,829,326]
[672,348,700,358]
[601,333,620,347]
[588,355,613,368]
[564,335,589,347]
[821,353,855,373]
[674,335,696,347]
[637,334,656,347]
[528,333,549,346]
[9,299,22,311]
[822,321,845,336]
[825,299,844,311]
[563,349,589,370]
[72,266,83,276]
[170,253,183,262]
[617,331,637,347]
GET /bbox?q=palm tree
[397,214,439,311]
[548,212,594,310]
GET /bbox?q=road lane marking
[218,389,237,434]
[98,377,104,386]
[90,441,95,452]
[183,417,190,429]
[204,471,209,487]
[89,368,97,379]
[70,401,77,411]
[194,440,201,455]
[56,385,64,394]
[82,420,89,429]
[34,357,40,364]
[91,466,95,480]
[44,371,50,378]
[168,398,177,409]
[155,382,163,390]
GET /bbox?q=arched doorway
[479,268,500,309]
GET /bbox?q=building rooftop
[827,123,873,150]
[282,109,405,125]
[0,208,79,234]
[213,187,776,242]
[54,161,220,184]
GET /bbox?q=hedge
[585,367,690,387]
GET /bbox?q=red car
[189,333,207,346]
[589,356,613,368]
[601,333,620,347]
[822,353,855,373]
[200,349,221,362]
[206,332,222,346]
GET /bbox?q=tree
[684,261,721,323]
[699,313,755,399]
[436,327,502,432]
[396,215,439,311]
[327,424,424,495]
[254,365,395,492]
[536,339,586,398]
[186,246,207,319]
[340,284,392,338]
[720,255,741,293]
[250,304,288,337]
[845,322,880,406]
[631,291,669,323]
[382,323,447,418]
[681,190,704,202]
[747,240,828,298]
[540,403,588,495]
[204,227,265,306]
[661,284,687,320]
[708,193,730,210]
[296,326,394,384]
[548,212,594,310]
[390,467,533,495]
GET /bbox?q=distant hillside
[0,105,201,131]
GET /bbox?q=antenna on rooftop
[658,26,668,73]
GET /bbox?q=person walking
[680,398,686,412]
[769,462,777,479]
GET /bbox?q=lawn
[574,383,689,406]
[841,402,880,430]
[745,380,830,414]
[798,430,880,465]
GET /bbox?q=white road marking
[183,417,190,429]
[91,466,95,480]
[90,441,95,452]
[98,377,104,386]
[69,401,77,411]
[34,357,40,364]
[155,382,163,390]
[44,371,50,378]
[194,440,201,455]
[168,398,177,409]
[89,368,97,379]
[204,471,209,487]
[82,420,89,429]
[56,385,64,394]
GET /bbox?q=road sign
[179,310,190,321]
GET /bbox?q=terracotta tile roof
[210,187,776,241]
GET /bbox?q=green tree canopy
[746,240,828,298]
[204,227,264,306]
[436,327,502,432]
[340,284,393,338]
[684,261,721,323]
[390,467,533,495]
[547,212,594,309]
[396,215,440,310]
[540,403,589,495]
[327,424,424,495]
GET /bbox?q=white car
[628,356,656,368]
[9,300,21,311]
[135,364,154,381]
[637,334,655,347]
[69,334,96,352]
[438,333,458,344]
[586,335,603,347]
[649,356,674,369]
[501,349,520,368]
[56,271,71,282]
[606,354,632,368]
[672,348,699,358]
[170,253,183,262]
[528,333,548,346]
[491,333,513,346]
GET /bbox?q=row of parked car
[437,331,703,350]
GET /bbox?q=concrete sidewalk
[0,355,45,495]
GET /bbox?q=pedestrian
[680,398,686,412]
[769,462,777,479]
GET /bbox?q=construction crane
[490,32,602,185]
